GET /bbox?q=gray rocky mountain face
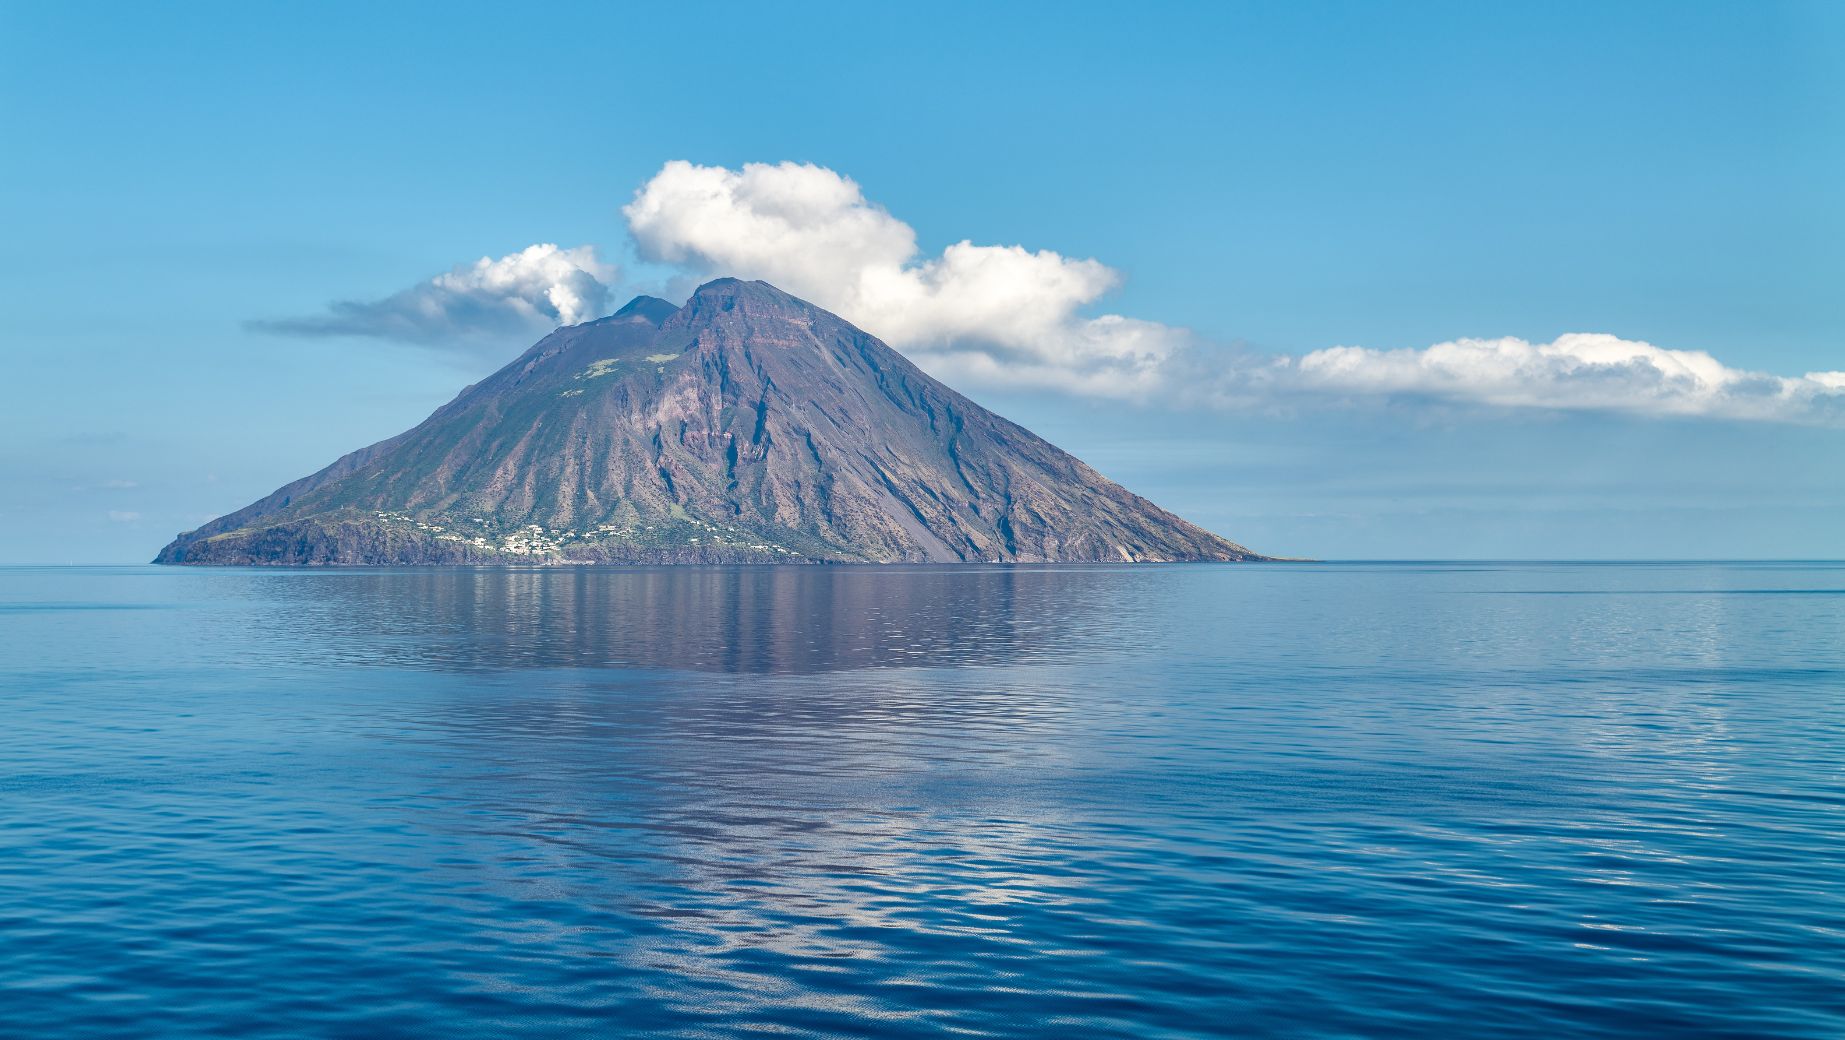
[157,279,1263,565]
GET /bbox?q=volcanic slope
[157,279,1264,565]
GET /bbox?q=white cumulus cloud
[253,244,616,347]
[625,160,1182,397]
[623,160,1844,425]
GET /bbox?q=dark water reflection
[241,566,1103,673]
[2,563,1843,1038]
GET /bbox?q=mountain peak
[599,294,678,327]
[156,282,1263,566]
[685,277,809,314]
[691,276,765,297]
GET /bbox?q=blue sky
[2,0,1840,562]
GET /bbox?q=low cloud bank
[253,244,615,347]
[1279,334,1845,424]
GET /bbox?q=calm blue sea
[2,563,1842,1038]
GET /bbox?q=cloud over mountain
[253,244,615,348]
[625,161,1182,397]
[624,161,1844,425]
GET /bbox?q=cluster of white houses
[371,511,800,558]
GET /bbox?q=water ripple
[1,563,1841,1037]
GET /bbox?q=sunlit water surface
[3,563,1842,1037]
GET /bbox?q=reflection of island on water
[244,565,1124,675]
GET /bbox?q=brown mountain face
[156,279,1263,565]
